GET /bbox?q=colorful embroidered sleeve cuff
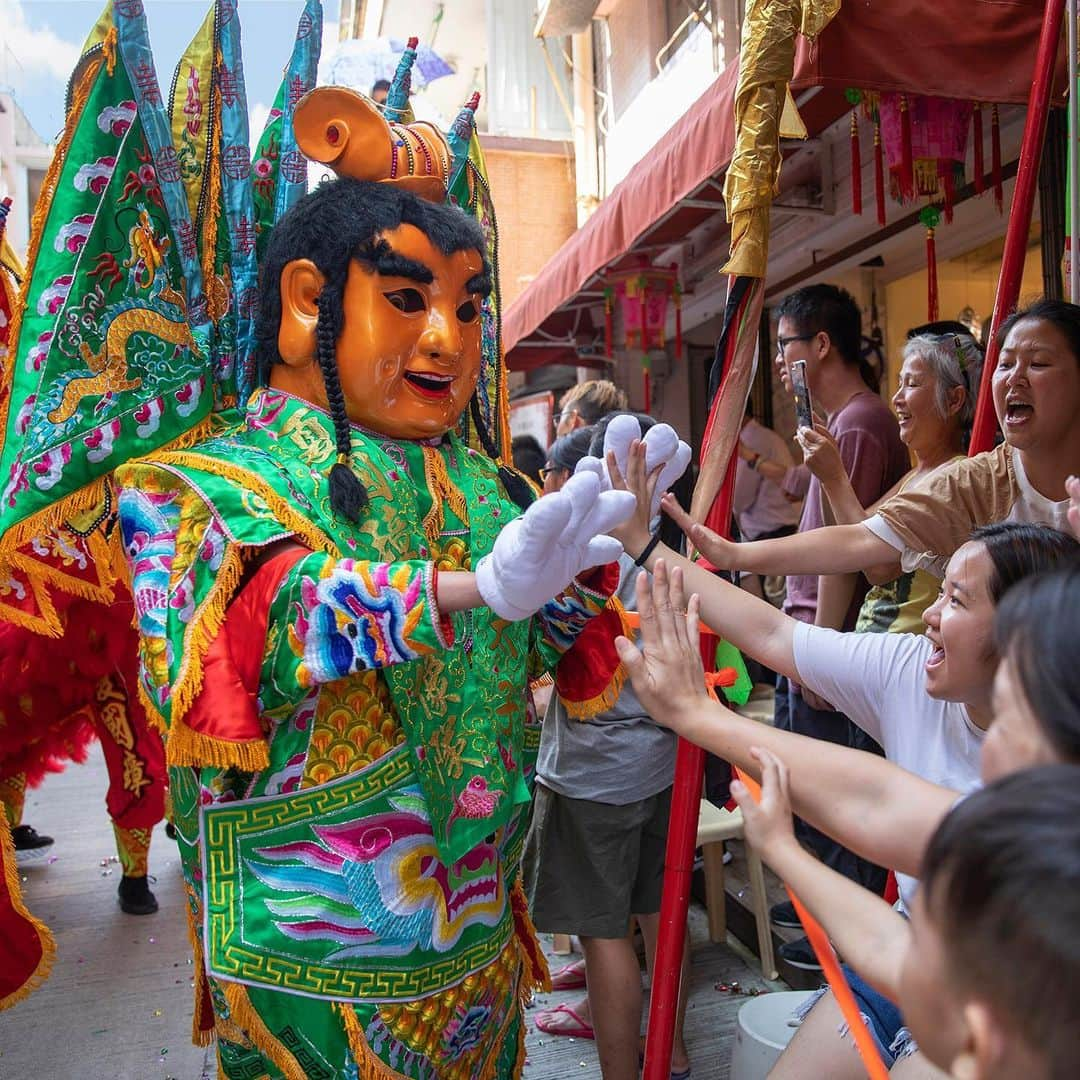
[532,560,619,665]
[267,552,450,696]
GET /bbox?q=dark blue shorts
[793,964,917,1066]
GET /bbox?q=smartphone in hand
[790,360,814,430]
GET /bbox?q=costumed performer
[113,85,688,1079]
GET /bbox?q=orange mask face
[336,224,486,440]
[273,223,486,441]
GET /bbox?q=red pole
[643,453,737,1080]
[643,278,748,1079]
[969,0,1065,455]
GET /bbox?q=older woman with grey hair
[796,331,983,634]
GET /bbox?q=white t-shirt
[792,622,984,910]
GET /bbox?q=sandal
[549,958,587,991]
[534,1002,595,1040]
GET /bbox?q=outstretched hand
[613,558,708,731]
[659,493,738,569]
[476,470,633,622]
[574,415,691,556]
[605,438,661,554]
[730,747,798,861]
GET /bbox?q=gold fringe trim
[0,804,57,1011]
[123,447,330,734]
[200,62,224,323]
[183,891,215,1047]
[135,678,168,736]
[165,712,270,773]
[511,879,550,993]
[561,598,633,721]
[102,26,117,76]
[421,444,469,544]
[337,1003,411,1080]
[0,573,61,638]
[168,542,245,724]
[561,663,628,721]
[7,526,117,608]
[0,417,216,633]
[152,452,335,556]
[220,982,308,1080]
[512,1010,527,1079]
[0,52,99,518]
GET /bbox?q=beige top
[864,444,1072,578]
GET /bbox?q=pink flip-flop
[549,959,587,991]
[534,1002,595,1040]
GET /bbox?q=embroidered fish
[446,776,504,833]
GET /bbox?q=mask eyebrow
[354,238,433,284]
[465,272,492,297]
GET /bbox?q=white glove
[574,414,692,519]
[475,471,634,622]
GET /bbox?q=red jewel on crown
[326,124,340,145]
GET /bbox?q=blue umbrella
[388,38,454,83]
[323,37,453,94]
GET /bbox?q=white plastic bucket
[731,990,816,1080]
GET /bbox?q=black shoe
[778,936,823,971]
[118,874,159,915]
[770,900,802,929]
[164,821,177,841]
[12,824,54,865]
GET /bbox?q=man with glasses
[554,379,628,438]
[768,284,908,971]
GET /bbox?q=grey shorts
[522,783,673,939]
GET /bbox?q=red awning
[503,61,740,370]
[791,0,1066,107]
[504,0,1065,370]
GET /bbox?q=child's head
[920,523,1079,709]
[981,564,1080,781]
[994,299,1080,460]
[899,765,1080,1079]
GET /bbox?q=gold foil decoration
[721,0,841,277]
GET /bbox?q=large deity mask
[267,88,491,442]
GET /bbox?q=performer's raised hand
[614,559,708,731]
[575,414,691,521]
[475,470,633,622]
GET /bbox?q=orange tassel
[973,103,985,194]
[850,112,862,215]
